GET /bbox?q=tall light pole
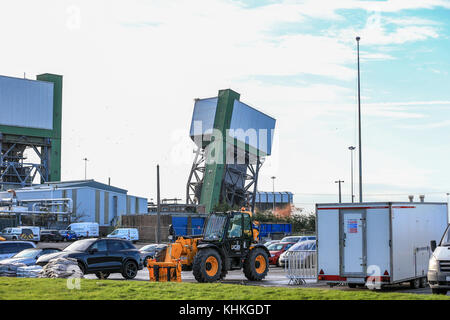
[349,146,356,203]
[156,164,161,244]
[356,36,363,203]
[82,158,89,180]
[271,176,276,213]
[335,180,344,203]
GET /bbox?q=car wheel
[143,256,152,267]
[122,260,138,280]
[95,272,110,279]
[77,261,86,275]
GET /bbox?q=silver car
[0,241,36,260]
[0,247,61,266]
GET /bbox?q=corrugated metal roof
[21,180,128,194]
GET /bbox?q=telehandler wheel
[244,247,269,281]
[193,248,222,283]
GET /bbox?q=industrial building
[0,180,148,231]
[252,191,294,212]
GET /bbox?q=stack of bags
[17,265,43,278]
[0,263,27,277]
[39,258,84,279]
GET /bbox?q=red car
[267,242,295,266]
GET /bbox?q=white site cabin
[316,202,448,288]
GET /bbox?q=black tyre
[95,271,110,279]
[348,283,357,288]
[432,288,448,295]
[243,247,269,281]
[122,260,138,280]
[192,248,222,283]
[410,278,420,289]
[419,277,427,288]
[143,256,152,267]
[77,261,86,275]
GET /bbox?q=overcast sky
[2,0,450,209]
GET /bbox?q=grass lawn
[1,277,449,300]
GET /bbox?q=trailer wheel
[410,278,420,289]
[419,277,427,288]
[243,247,269,281]
[348,283,357,288]
[193,248,222,283]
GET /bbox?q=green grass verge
[0,277,449,300]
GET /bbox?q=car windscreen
[63,239,96,252]
[288,241,315,251]
[203,214,227,241]
[268,243,285,251]
[110,230,120,235]
[13,248,39,258]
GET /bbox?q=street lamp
[271,176,276,213]
[82,158,89,180]
[356,36,363,203]
[349,146,356,203]
[335,180,344,203]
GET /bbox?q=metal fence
[284,250,317,285]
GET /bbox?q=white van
[428,224,450,294]
[107,228,139,243]
[1,226,40,242]
[67,222,99,238]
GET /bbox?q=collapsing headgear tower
[186,89,275,213]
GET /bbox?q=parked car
[428,224,450,295]
[278,240,316,268]
[58,230,79,242]
[139,244,168,267]
[0,247,61,266]
[1,226,40,242]
[66,222,99,238]
[267,242,295,266]
[107,228,139,243]
[263,240,280,247]
[0,241,36,260]
[36,238,143,279]
[280,235,316,243]
[40,229,64,242]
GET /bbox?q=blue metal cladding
[259,223,292,238]
[172,216,188,236]
[189,97,218,144]
[0,75,54,130]
[191,217,205,235]
[229,100,276,156]
[189,95,276,156]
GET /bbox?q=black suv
[36,238,143,279]
[40,229,64,242]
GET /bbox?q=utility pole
[156,164,161,244]
[335,180,344,203]
[271,176,276,213]
[356,36,363,203]
[82,158,88,180]
[349,146,356,203]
